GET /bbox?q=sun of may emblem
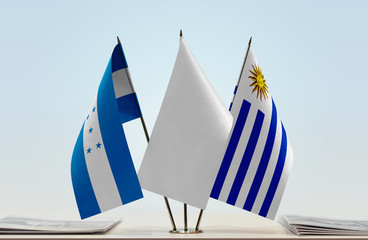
[249,64,269,101]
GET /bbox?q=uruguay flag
[210,45,293,220]
[71,41,143,219]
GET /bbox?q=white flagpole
[117,36,177,231]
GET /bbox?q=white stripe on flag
[112,68,133,98]
[217,106,258,203]
[251,117,282,213]
[233,105,271,208]
[266,141,293,219]
[83,96,122,211]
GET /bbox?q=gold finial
[180,29,183,37]
[117,36,121,44]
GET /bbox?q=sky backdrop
[0,0,368,223]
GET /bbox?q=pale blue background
[0,0,367,222]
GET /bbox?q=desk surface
[0,213,367,240]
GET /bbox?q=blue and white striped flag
[210,45,293,220]
[71,42,143,219]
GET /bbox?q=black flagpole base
[169,229,203,234]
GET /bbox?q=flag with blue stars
[71,41,143,219]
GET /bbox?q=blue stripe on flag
[233,85,238,94]
[259,124,288,217]
[229,102,233,111]
[243,100,278,211]
[227,109,265,205]
[71,124,101,219]
[97,59,143,204]
[211,100,251,199]
[111,44,128,73]
[116,93,142,123]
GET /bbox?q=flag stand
[169,204,203,234]
[166,30,205,234]
[116,36,178,233]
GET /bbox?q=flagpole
[195,209,203,231]
[184,203,188,232]
[116,36,177,232]
[230,36,252,105]
[179,29,190,233]
[179,30,204,234]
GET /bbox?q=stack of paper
[280,215,368,236]
[0,216,119,234]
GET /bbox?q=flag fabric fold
[138,37,232,209]
[210,46,293,220]
[71,43,143,219]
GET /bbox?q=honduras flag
[210,44,293,220]
[71,41,143,219]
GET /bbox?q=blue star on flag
[86,147,92,154]
[89,127,93,133]
[96,142,102,149]
[92,106,96,112]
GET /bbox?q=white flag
[210,46,293,220]
[138,37,232,209]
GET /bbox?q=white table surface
[0,212,367,240]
